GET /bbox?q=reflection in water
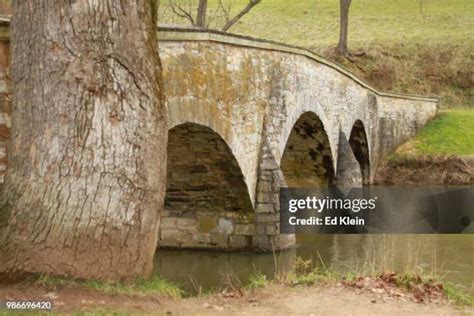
[154,234,473,294]
[154,248,296,291]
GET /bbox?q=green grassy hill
[160,0,473,108]
[395,109,474,156]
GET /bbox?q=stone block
[217,218,234,234]
[256,225,266,235]
[176,217,197,228]
[274,234,296,250]
[265,224,278,235]
[160,229,187,243]
[229,235,250,248]
[211,233,228,246]
[258,172,272,181]
[160,217,176,229]
[257,180,273,193]
[257,192,277,204]
[192,233,211,245]
[234,224,256,236]
[255,203,275,213]
[198,216,217,233]
[252,235,271,249]
[256,213,279,223]
[260,159,278,170]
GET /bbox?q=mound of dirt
[375,156,474,186]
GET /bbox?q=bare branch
[221,0,261,32]
[206,0,225,28]
[219,0,231,22]
[169,0,196,26]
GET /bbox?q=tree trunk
[0,0,167,281]
[336,0,351,56]
[196,0,208,28]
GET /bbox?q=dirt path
[1,283,471,315]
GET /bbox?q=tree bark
[196,0,208,28]
[0,0,167,281]
[336,0,351,56]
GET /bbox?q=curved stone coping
[0,17,438,103]
[158,27,439,103]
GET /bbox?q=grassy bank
[23,261,473,307]
[2,274,470,315]
[160,0,473,107]
[395,109,474,157]
[246,258,473,306]
[375,109,474,184]
[30,274,185,299]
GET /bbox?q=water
[153,234,473,293]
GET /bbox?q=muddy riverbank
[374,156,474,186]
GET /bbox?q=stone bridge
[0,25,438,252]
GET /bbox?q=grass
[246,271,268,290]
[444,282,474,306]
[277,257,338,286]
[394,109,474,156]
[31,274,185,299]
[271,257,473,306]
[161,0,473,47]
[159,0,473,107]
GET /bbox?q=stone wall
[377,96,438,162]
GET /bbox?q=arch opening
[349,120,370,185]
[159,123,254,249]
[280,112,335,187]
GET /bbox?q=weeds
[247,272,268,290]
[443,282,474,306]
[277,257,338,286]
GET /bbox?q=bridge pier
[254,138,295,251]
[336,131,363,187]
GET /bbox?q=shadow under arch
[160,122,253,249]
[349,120,370,185]
[280,111,336,187]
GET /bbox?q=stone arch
[168,104,258,205]
[274,104,337,169]
[280,111,336,187]
[348,120,371,185]
[159,122,255,249]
